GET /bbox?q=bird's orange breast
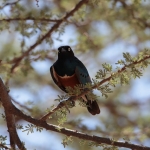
[56,73,80,88]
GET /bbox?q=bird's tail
[86,99,100,115]
[83,93,100,115]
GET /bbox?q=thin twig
[40,101,67,121]
[0,18,60,22]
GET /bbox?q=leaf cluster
[0,135,7,148]
[22,124,43,135]
[55,107,68,125]
[94,49,150,98]
[61,136,73,148]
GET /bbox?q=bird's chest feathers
[56,73,79,88]
[54,59,76,76]
[54,59,79,88]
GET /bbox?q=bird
[50,45,100,115]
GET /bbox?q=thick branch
[40,54,150,120]
[10,102,150,150]
[10,0,89,73]
[0,79,25,150]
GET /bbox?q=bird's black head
[57,46,74,60]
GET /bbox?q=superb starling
[50,46,100,115]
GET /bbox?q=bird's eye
[68,48,71,51]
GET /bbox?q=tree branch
[40,54,150,121]
[0,18,60,22]
[9,100,150,150]
[0,79,25,150]
[10,0,89,73]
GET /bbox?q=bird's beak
[61,48,66,52]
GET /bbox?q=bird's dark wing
[50,66,66,92]
[74,57,100,115]
[74,58,91,84]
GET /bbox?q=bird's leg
[62,100,70,113]
[60,96,76,113]
[68,96,76,106]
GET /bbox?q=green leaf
[131,67,142,78]
[102,63,112,72]
[120,72,130,85]
[95,69,106,79]
[61,136,73,148]
[123,52,133,63]
[115,59,125,65]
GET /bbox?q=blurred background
[0,0,150,149]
